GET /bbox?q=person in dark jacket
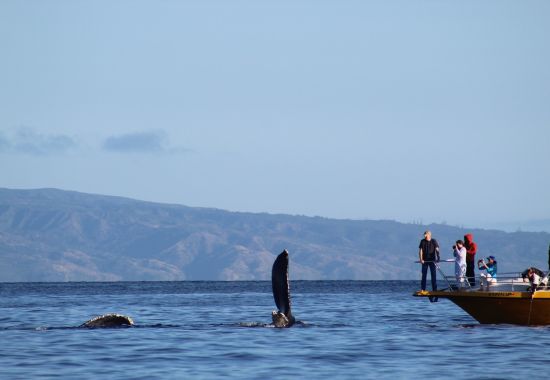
[522,267,548,292]
[418,230,440,294]
[464,233,477,286]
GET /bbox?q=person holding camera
[453,240,467,288]
[478,256,497,291]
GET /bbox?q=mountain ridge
[1,188,549,282]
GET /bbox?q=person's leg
[479,273,487,290]
[486,274,494,289]
[457,272,464,288]
[421,263,428,290]
[466,261,475,286]
[429,262,437,291]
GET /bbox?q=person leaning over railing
[521,267,548,292]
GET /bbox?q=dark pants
[466,260,475,286]
[421,262,437,291]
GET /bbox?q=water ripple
[2,281,550,379]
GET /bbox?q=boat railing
[419,260,533,292]
[440,271,530,292]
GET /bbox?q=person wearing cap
[477,256,497,291]
[418,230,440,294]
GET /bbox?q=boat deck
[414,266,550,325]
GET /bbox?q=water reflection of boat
[413,261,550,325]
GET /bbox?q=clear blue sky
[1,0,549,230]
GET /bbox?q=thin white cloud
[102,130,188,154]
[0,127,77,156]
[0,133,9,151]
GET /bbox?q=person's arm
[419,248,424,264]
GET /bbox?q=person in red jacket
[464,233,477,286]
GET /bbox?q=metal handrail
[441,272,530,291]
[417,260,538,292]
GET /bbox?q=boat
[413,261,550,325]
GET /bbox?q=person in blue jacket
[478,256,497,290]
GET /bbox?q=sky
[1,0,549,231]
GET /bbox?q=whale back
[80,313,134,328]
[272,250,292,321]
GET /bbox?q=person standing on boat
[418,230,440,293]
[453,240,467,287]
[464,234,477,286]
[478,256,497,290]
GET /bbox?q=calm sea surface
[0,281,548,379]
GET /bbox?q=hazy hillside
[0,188,549,282]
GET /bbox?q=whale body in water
[271,249,296,328]
[80,313,134,328]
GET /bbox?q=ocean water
[0,281,548,379]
